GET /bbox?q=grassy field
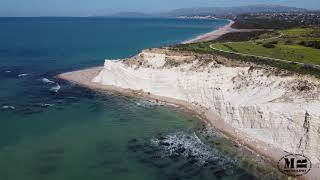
[209,28,320,65]
[174,28,320,77]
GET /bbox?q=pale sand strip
[182,20,268,44]
[58,68,317,180]
[182,20,235,44]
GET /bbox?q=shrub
[263,43,275,48]
[299,41,320,49]
[270,40,278,44]
[285,40,294,45]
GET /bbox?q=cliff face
[93,48,320,164]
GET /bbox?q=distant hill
[93,12,156,18]
[164,5,308,16]
[110,12,151,17]
[91,5,310,18]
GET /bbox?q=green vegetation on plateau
[175,27,320,77]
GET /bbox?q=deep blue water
[0,17,285,180]
[0,17,227,70]
[0,17,228,131]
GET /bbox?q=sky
[0,0,319,17]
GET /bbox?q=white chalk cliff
[93,48,320,165]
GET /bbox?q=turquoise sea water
[0,17,285,180]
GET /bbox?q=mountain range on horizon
[164,4,309,16]
[98,4,315,18]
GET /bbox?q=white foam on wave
[135,99,164,107]
[39,103,55,107]
[2,106,15,110]
[41,78,55,84]
[135,99,179,108]
[156,133,214,163]
[151,132,232,165]
[50,83,61,93]
[200,125,226,139]
[18,73,29,77]
[4,70,11,73]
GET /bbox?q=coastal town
[241,12,320,24]
[177,11,320,28]
[232,11,320,28]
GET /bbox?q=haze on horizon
[0,0,319,17]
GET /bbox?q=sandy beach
[182,20,235,44]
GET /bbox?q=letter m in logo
[284,158,295,168]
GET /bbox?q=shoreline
[57,22,319,179]
[58,67,310,179]
[59,66,319,179]
[182,19,235,44]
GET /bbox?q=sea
[0,17,285,180]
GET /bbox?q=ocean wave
[50,83,61,93]
[199,125,226,139]
[4,70,11,73]
[2,105,15,110]
[41,78,55,84]
[18,73,29,77]
[135,99,179,108]
[151,132,234,166]
[38,103,55,107]
[135,100,162,107]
